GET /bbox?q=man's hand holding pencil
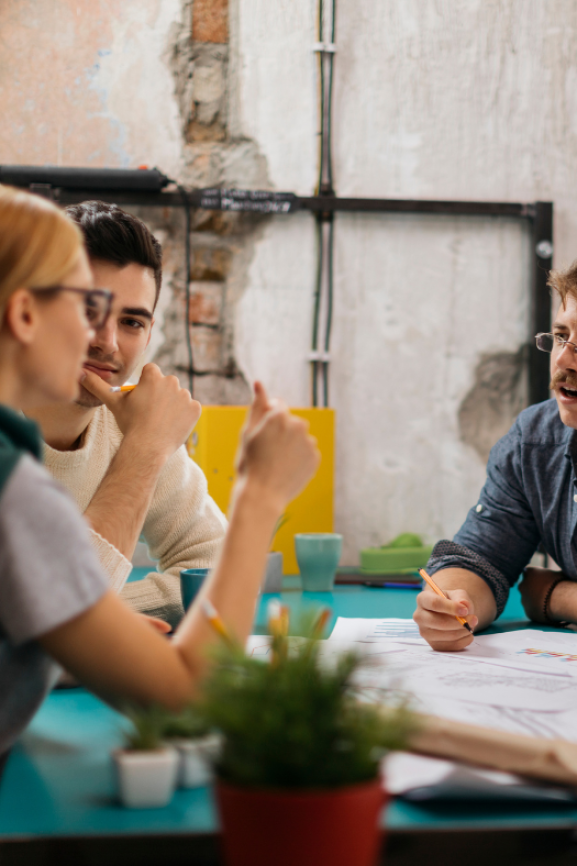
[413,570,478,652]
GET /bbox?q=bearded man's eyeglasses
[31,287,113,330]
[535,332,577,356]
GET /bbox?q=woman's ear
[3,289,38,344]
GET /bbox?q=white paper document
[249,619,577,743]
[354,646,577,711]
[327,619,577,714]
[329,617,426,644]
[245,634,406,661]
[317,618,577,796]
[460,630,577,677]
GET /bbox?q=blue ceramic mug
[295,533,343,592]
[180,568,210,611]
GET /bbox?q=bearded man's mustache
[550,370,577,391]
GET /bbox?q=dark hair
[65,201,162,307]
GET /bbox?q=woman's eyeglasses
[31,287,113,330]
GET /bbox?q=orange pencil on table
[312,607,331,639]
[418,568,474,635]
[110,384,136,392]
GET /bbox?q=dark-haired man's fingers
[80,369,119,406]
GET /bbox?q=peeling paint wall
[0,0,183,172]
[2,1,577,563]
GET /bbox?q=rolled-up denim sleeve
[427,422,541,617]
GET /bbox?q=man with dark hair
[66,201,163,306]
[414,260,577,649]
[27,201,226,626]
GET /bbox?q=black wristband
[543,576,571,627]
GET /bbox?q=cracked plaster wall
[3,1,577,563]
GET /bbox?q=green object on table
[360,534,433,573]
[386,533,423,549]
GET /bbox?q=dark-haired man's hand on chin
[81,362,201,464]
[80,364,203,563]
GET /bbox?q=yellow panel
[188,407,334,574]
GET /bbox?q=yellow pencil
[202,598,233,645]
[418,568,474,635]
[110,384,137,392]
[267,601,290,637]
[280,604,290,637]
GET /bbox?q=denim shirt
[427,398,577,617]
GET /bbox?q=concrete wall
[2,1,577,562]
[232,0,577,560]
[0,0,183,174]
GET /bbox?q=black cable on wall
[179,187,195,396]
[311,0,336,408]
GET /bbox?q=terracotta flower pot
[216,777,387,866]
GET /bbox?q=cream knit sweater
[44,405,227,625]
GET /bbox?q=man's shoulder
[512,398,569,447]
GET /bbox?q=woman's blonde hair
[0,185,83,314]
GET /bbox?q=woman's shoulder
[2,454,91,530]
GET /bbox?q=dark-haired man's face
[76,259,156,409]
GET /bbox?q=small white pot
[113,746,179,808]
[262,552,283,593]
[171,733,221,788]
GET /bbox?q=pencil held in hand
[418,568,474,635]
[202,598,234,647]
[110,384,136,392]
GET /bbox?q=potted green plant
[113,705,179,808]
[199,613,412,866]
[161,705,221,788]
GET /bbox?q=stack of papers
[247,619,577,799]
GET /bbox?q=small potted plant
[113,705,179,808]
[161,705,221,788]
[199,611,412,866]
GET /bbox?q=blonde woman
[0,186,319,757]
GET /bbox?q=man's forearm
[430,568,498,630]
[548,578,577,624]
[84,436,166,560]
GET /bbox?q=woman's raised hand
[236,382,320,511]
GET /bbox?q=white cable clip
[312,42,336,53]
[308,351,331,363]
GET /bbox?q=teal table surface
[2,579,577,841]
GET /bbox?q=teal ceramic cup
[180,568,210,611]
[295,533,343,592]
